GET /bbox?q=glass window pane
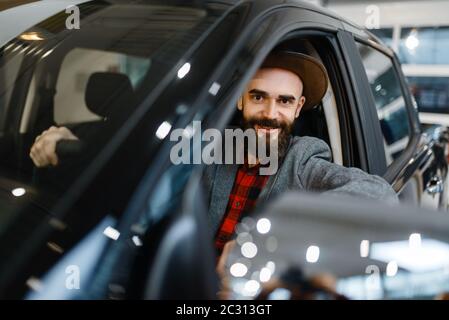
[356,43,411,165]
[54,48,151,125]
[0,49,24,131]
[0,1,214,187]
[0,2,224,295]
[399,26,449,65]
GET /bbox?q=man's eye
[252,95,264,102]
[280,98,291,105]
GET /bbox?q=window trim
[338,31,387,175]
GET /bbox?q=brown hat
[261,51,329,110]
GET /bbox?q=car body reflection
[223,192,449,300]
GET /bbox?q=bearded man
[203,50,398,254]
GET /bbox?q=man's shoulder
[290,135,329,148]
[285,135,332,164]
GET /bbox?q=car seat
[35,72,136,192]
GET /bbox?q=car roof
[0,0,38,12]
[229,0,385,46]
[0,0,386,50]
[0,0,91,47]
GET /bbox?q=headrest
[85,72,134,118]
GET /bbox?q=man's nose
[262,98,278,119]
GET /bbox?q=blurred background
[5,0,449,125]
[306,0,449,127]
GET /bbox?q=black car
[0,0,448,299]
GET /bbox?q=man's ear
[295,96,306,118]
[237,96,243,111]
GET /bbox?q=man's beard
[242,116,293,159]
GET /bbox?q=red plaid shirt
[214,164,269,254]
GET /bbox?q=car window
[0,1,225,299]
[0,49,24,131]
[54,48,150,125]
[0,1,211,183]
[356,42,412,165]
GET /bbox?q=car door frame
[106,3,449,300]
[335,30,390,176]
[120,5,402,298]
[338,29,448,208]
[95,5,362,299]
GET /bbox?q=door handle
[426,176,444,195]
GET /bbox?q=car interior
[1,45,148,194]
[0,35,346,214]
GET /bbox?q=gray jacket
[203,135,398,234]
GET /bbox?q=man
[202,50,398,254]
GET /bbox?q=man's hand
[29,126,79,167]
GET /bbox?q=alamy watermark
[65,265,80,290]
[66,5,80,30]
[169,121,279,175]
[365,5,380,30]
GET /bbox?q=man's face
[238,67,306,157]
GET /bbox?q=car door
[339,30,448,210]
[94,4,351,299]
[0,0,236,299]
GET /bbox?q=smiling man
[203,50,398,254]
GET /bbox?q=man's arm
[30,126,79,167]
[298,137,399,203]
